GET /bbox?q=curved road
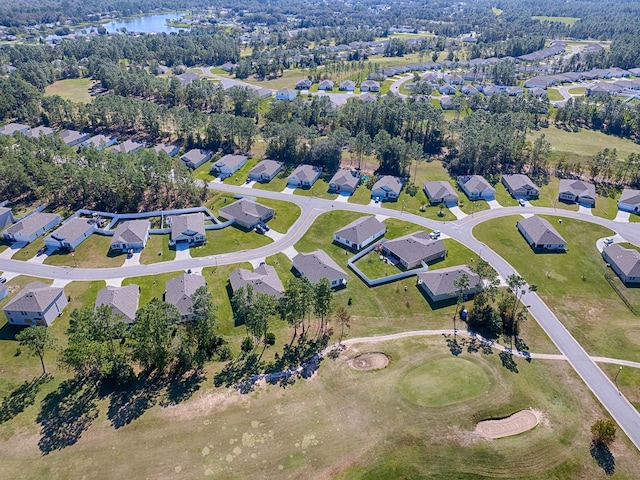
[2,182,640,450]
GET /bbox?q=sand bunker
[475,410,539,439]
[349,352,389,371]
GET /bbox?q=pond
[101,13,188,34]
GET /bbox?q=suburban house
[253,87,273,99]
[423,181,459,206]
[381,231,447,269]
[44,217,96,251]
[318,80,335,91]
[176,72,200,86]
[328,169,359,194]
[180,149,212,169]
[3,282,68,326]
[219,198,274,230]
[210,154,248,177]
[229,263,284,298]
[111,139,144,154]
[517,215,567,251]
[0,123,30,136]
[95,284,140,324]
[293,250,348,288]
[170,212,206,246]
[27,126,55,138]
[339,80,356,91]
[82,134,117,150]
[558,179,596,206]
[333,216,386,251]
[438,84,456,95]
[457,175,495,200]
[2,212,61,244]
[439,96,455,110]
[247,159,283,182]
[295,78,313,90]
[276,88,297,101]
[359,93,377,102]
[154,143,180,157]
[501,174,539,199]
[164,273,207,321]
[0,206,14,231]
[109,219,150,252]
[618,188,640,214]
[60,129,90,147]
[287,164,322,188]
[360,80,380,92]
[371,175,402,201]
[417,265,482,303]
[602,244,640,285]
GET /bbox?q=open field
[0,334,637,479]
[474,215,640,362]
[529,125,640,162]
[532,15,580,26]
[44,78,94,103]
[44,235,125,268]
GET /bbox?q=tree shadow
[442,333,463,356]
[106,371,167,429]
[499,350,519,373]
[37,377,99,455]
[162,368,205,407]
[0,375,51,424]
[213,353,263,390]
[590,440,615,475]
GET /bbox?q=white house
[288,164,322,188]
[210,154,248,177]
[618,188,640,214]
[371,175,402,201]
[457,175,495,200]
[44,217,96,251]
[180,149,212,169]
[154,143,180,157]
[109,219,150,252]
[328,169,359,194]
[2,212,61,244]
[82,134,117,150]
[0,206,14,231]
[3,282,68,326]
[333,216,386,250]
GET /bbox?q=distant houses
[381,231,446,269]
[165,273,207,322]
[318,80,334,91]
[287,164,322,188]
[293,250,348,288]
[295,78,312,90]
[247,159,283,182]
[60,129,90,147]
[44,217,96,251]
[618,188,640,214]
[328,169,359,194]
[0,123,30,136]
[517,216,566,251]
[558,179,596,206]
[109,219,150,253]
[423,181,458,206]
[339,80,356,92]
[211,154,248,177]
[27,126,55,138]
[417,265,481,303]
[219,198,274,230]
[170,212,206,246]
[180,149,212,169]
[2,212,61,244]
[371,175,402,201]
[333,216,386,251]
[360,80,380,92]
[603,244,640,285]
[229,263,284,298]
[3,282,68,326]
[501,174,539,199]
[457,175,495,201]
[111,139,144,154]
[82,134,117,150]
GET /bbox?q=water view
[102,13,188,34]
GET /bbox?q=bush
[405,183,418,197]
[241,336,254,353]
[265,332,276,346]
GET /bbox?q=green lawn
[493,182,519,207]
[44,78,94,103]
[222,157,259,186]
[44,235,125,268]
[253,171,289,192]
[123,272,179,305]
[139,234,176,264]
[546,88,564,101]
[256,198,300,233]
[10,237,45,261]
[294,178,338,200]
[529,177,578,211]
[457,198,490,215]
[348,185,372,205]
[568,87,586,95]
[190,226,272,258]
[474,215,640,361]
[532,15,580,26]
[592,193,619,220]
[192,162,215,182]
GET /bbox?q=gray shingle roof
[372,175,402,195]
[180,149,211,167]
[423,181,458,201]
[382,231,446,266]
[60,129,88,145]
[603,244,640,278]
[5,212,60,238]
[229,264,284,298]
[248,159,282,178]
[559,179,596,198]
[4,282,63,313]
[27,126,54,138]
[95,284,140,324]
[170,213,205,241]
[417,265,481,296]
[329,169,359,190]
[502,174,539,194]
[289,164,321,182]
[0,123,30,135]
[213,154,248,171]
[334,216,386,246]
[293,250,348,285]
[112,139,144,154]
[47,217,94,244]
[165,274,207,317]
[620,188,640,207]
[219,199,274,226]
[517,216,566,246]
[111,219,150,246]
[459,175,495,194]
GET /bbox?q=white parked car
[430,230,441,239]
[518,198,526,207]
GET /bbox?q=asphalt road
[2,182,640,449]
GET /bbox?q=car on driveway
[0,277,6,283]
[430,230,441,239]
[604,238,614,246]
[518,199,526,207]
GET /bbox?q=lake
[102,13,188,34]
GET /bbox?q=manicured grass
[237,69,312,90]
[192,161,215,181]
[206,190,237,214]
[383,189,455,222]
[190,226,272,258]
[294,179,338,200]
[139,234,175,264]
[256,198,301,233]
[10,237,45,261]
[532,15,580,26]
[457,197,490,215]
[592,193,619,220]
[44,235,125,268]
[493,182,519,207]
[529,177,578,211]
[348,185,372,205]
[222,157,259,186]
[123,272,178,305]
[546,88,564,101]
[379,79,394,95]
[474,215,640,361]
[528,125,640,163]
[568,87,586,95]
[252,171,289,193]
[44,78,94,103]
[630,213,640,223]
